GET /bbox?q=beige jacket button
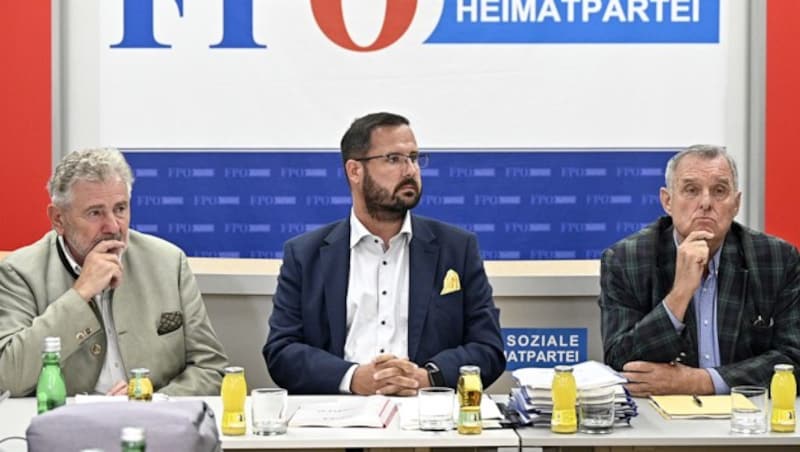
[91,344,102,356]
[76,332,85,341]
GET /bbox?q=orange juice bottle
[551,365,577,433]
[457,365,483,434]
[127,368,153,401]
[221,366,247,435]
[771,363,796,432]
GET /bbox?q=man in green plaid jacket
[600,145,800,396]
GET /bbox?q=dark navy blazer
[263,214,505,394]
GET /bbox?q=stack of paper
[512,360,627,389]
[649,395,733,419]
[289,395,398,428]
[508,360,637,427]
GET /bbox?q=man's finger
[621,361,652,372]
[92,240,127,254]
[373,367,404,381]
[376,375,419,390]
[623,382,650,398]
[377,382,419,396]
[685,230,714,242]
[106,380,128,396]
[372,353,398,365]
[377,358,418,373]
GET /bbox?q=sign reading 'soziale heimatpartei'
[502,328,587,370]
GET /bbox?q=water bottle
[120,427,146,452]
[36,336,66,414]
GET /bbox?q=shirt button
[380,348,385,353]
[703,320,709,326]
[374,239,379,244]
[382,290,387,295]
[382,261,387,265]
[381,320,386,325]
[704,354,710,360]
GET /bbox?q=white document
[289,395,398,428]
[398,395,504,430]
[511,360,626,390]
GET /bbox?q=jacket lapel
[716,228,748,364]
[407,216,439,361]
[320,221,351,356]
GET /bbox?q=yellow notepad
[649,395,737,419]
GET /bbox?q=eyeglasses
[354,152,429,169]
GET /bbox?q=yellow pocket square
[440,269,461,295]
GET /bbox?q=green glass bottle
[121,427,146,452]
[36,336,66,414]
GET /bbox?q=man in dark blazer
[263,112,505,395]
[600,145,800,396]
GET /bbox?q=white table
[205,395,519,450]
[515,396,800,450]
[0,395,519,451]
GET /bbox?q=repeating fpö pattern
[124,149,675,260]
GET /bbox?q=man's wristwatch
[425,362,445,387]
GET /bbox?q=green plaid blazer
[599,216,800,388]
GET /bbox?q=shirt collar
[672,229,722,277]
[349,209,413,249]
[57,235,83,276]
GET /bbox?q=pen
[692,394,703,407]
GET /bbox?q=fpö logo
[111,0,719,52]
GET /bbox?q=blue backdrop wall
[125,149,675,260]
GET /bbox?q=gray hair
[664,144,738,191]
[48,148,134,207]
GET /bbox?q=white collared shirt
[338,209,412,392]
[58,236,127,394]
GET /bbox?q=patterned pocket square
[440,269,462,295]
[157,311,183,335]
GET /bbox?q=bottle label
[771,408,796,432]
[551,409,578,433]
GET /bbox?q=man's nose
[699,189,713,209]
[101,211,121,232]
[401,157,419,176]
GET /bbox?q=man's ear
[47,204,66,235]
[659,187,672,216]
[345,159,362,186]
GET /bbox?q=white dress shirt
[59,236,127,393]
[338,210,412,393]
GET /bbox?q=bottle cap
[224,366,244,374]
[43,336,61,353]
[130,368,150,377]
[775,364,794,372]
[120,427,145,443]
[554,365,574,373]
[459,365,480,374]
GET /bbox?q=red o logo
[310,0,418,52]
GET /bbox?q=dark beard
[362,169,421,222]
